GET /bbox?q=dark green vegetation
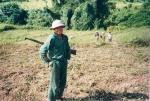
[105,2,150,28]
[0,0,150,30]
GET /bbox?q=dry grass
[0,41,149,100]
[0,27,149,100]
[0,0,52,10]
[19,0,52,10]
[113,1,142,8]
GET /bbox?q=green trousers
[48,60,67,101]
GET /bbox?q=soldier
[39,20,71,101]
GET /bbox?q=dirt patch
[0,44,149,100]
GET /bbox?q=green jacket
[40,32,71,64]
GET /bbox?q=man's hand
[49,62,53,67]
[43,57,49,60]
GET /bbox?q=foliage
[123,2,150,27]
[104,5,137,27]
[124,9,150,27]
[131,37,149,47]
[0,3,27,25]
[93,0,110,25]
[71,2,95,30]
[0,0,149,30]
[105,2,150,28]
[60,6,72,30]
[27,7,59,27]
[51,0,110,30]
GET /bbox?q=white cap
[50,20,65,29]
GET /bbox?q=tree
[71,2,95,30]
[0,3,27,25]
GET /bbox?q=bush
[0,3,27,25]
[71,2,95,30]
[123,2,150,27]
[51,0,109,30]
[0,13,7,23]
[27,7,60,27]
[117,27,150,47]
[60,6,73,30]
[131,37,149,47]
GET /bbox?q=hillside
[0,0,149,100]
[0,28,149,100]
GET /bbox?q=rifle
[25,37,76,55]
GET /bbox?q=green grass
[115,27,150,47]
[108,0,142,8]
[0,23,149,47]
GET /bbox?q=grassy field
[0,27,149,100]
[0,0,52,10]
[0,0,142,10]
[0,0,149,100]
[114,1,142,8]
[19,0,52,10]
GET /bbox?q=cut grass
[0,0,52,10]
[0,27,149,100]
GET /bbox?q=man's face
[54,26,64,35]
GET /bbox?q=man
[39,19,71,101]
[94,31,100,40]
[108,32,112,42]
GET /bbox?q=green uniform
[40,32,71,101]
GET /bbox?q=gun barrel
[25,37,76,55]
[25,37,44,45]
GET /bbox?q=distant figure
[95,31,100,40]
[94,31,101,45]
[102,32,106,42]
[108,32,112,42]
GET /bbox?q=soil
[0,44,149,101]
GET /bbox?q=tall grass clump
[0,24,16,32]
[0,3,27,25]
[116,27,150,47]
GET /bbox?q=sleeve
[66,36,71,60]
[39,36,54,64]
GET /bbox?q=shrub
[126,9,150,27]
[60,6,73,30]
[0,13,7,23]
[0,3,27,25]
[124,2,150,27]
[51,0,109,30]
[131,37,149,47]
[117,27,150,47]
[27,7,60,27]
[71,2,95,30]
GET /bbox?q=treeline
[0,0,149,30]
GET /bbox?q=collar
[53,32,65,41]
